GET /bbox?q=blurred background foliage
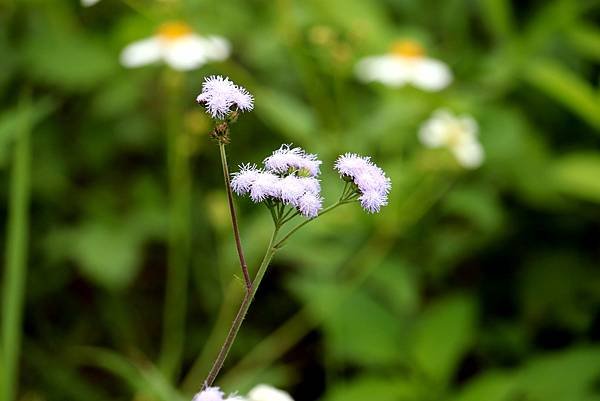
[1,0,600,400]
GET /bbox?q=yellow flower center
[390,40,425,58]
[157,21,193,41]
[446,123,467,147]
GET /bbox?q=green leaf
[46,221,143,291]
[24,34,116,91]
[451,372,516,401]
[523,59,600,129]
[0,97,55,166]
[255,88,318,143]
[552,152,600,203]
[322,376,421,401]
[517,347,600,401]
[478,0,514,40]
[412,294,477,386]
[568,23,600,61]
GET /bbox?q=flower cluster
[231,145,323,218]
[334,153,391,213]
[120,21,230,71]
[192,385,294,401]
[196,75,254,119]
[419,109,484,169]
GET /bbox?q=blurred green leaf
[322,376,421,401]
[568,23,600,61]
[0,97,55,166]
[516,347,600,401]
[478,0,514,40]
[451,372,516,401]
[412,294,476,386]
[523,59,600,129]
[61,222,142,290]
[553,152,600,203]
[255,88,318,142]
[24,34,117,91]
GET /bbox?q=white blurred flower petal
[452,140,484,169]
[163,35,208,71]
[81,0,101,6]
[248,384,294,401]
[120,37,162,68]
[203,36,231,61]
[410,58,452,91]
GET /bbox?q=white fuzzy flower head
[196,75,254,119]
[231,145,323,218]
[359,190,388,214]
[247,384,294,401]
[81,0,101,6]
[334,153,391,214]
[120,21,230,71]
[355,40,452,92]
[297,193,323,219]
[264,145,322,177]
[277,175,307,206]
[419,109,484,169]
[192,387,225,401]
[231,164,261,195]
[334,153,372,178]
[249,171,280,203]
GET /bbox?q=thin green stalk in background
[1,93,32,401]
[158,71,191,381]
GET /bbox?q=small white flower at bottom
[419,109,484,169]
[192,387,225,401]
[247,384,294,401]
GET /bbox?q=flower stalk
[218,141,252,292]
[1,92,32,401]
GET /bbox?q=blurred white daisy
[247,384,294,401]
[419,109,484,169]
[355,40,452,91]
[120,21,230,71]
[81,0,101,6]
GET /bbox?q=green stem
[273,200,348,249]
[159,71,190,381]
[1,93,31,401]
[203,227,280,388]
[218,143,252,291]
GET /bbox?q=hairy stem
[218,142,252,292]
[1,93,31,401]
[203,227,280,388]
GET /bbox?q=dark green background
[1,0,599,400]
